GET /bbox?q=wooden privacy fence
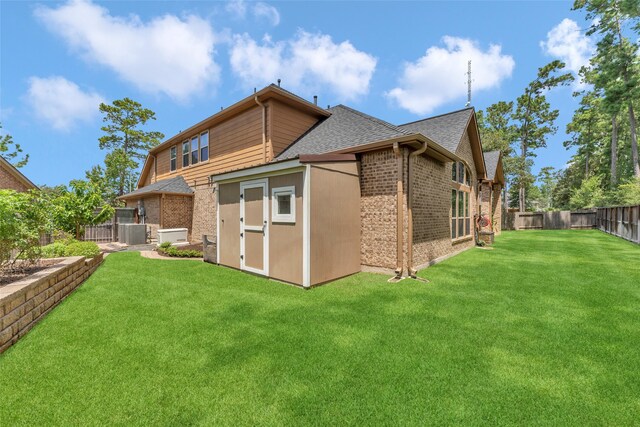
[82,208,136,243]
[83,223,114,243]
[506,210,597,230]
[596,205,640,244]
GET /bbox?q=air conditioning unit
[118,224,147,245]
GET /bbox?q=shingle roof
[483,151,501,181]
[398,108,474,153]
[276,105,410,160]
[121,176,193,199]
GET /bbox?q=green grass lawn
[1,230,639,425]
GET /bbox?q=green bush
[159,241,172,249]
[1,189,49,269]
[158,245,202,258]
[40,242,67,258]
[40,241,100,259]
[64,242,101,258]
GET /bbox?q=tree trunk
[611,115,618,188]
[519,142,526,212]
[629,103,639,178]
[585,150,589,179]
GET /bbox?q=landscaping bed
[0,259,58,286]
[0,230,639,424]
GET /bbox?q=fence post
[111,212,117,242]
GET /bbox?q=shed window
[200,131,209,162]
[182,141,189,168]
[170,146,177,172]
[272,186,295,223]
[191,136,199,165]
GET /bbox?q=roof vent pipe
[277,79,281,87]
[254,87,256,94]
[313,95,318,106]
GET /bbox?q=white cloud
[225,0,280,26]
[35,0,219,101]
[230,31,377,101]
[387,36,515,115]
[26,76,105,131]
[226,0,247,19]
[541,18,594,86]
[253,2,280,26]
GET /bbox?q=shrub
[64,242,101,258]
[157,245,202,258]
[40,242,67,258]
[40,241,100,259]
[0,189,48,269]
[159,241,172,249]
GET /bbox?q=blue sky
[1,0,593,187]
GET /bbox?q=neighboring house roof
[0,155,38,190]
[398,108,474,153]
[484,151,501,181]
[119,176,194,199]
[277,105,412,160]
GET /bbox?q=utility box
[118,224,147,245]
[203,235,216,264]
[157,228,188,245]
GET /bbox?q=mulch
[0,259,59,286]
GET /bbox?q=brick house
[0,156,37,192]
[123,84,503,287]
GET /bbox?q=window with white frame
[451,161,472,239]
[182,140,189,168]
[170,146,177,172]
[191,135,199,165]
[272,186,295,223]
[200,131,209,162]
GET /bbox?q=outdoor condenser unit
[118,224,147,245]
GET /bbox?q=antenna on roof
[277,79,281,87]
[465,60,473,107]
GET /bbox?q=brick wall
[360,148,406,270]
[411,130,477,269]
[479,182,493,232]
[162,195,193,240]
[192,185,216,243]
[0,254,103,354]
[492,185,502,235]
[0,165,30,192]
[126,196,161,240]
[411,155,455,266]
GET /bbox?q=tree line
[477,0,639,211]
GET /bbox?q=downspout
[255,95,267,163]
[392,143,404,278]
[407,141,428,278]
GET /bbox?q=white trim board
[302,164,311,288]
[213,159,303,183]
[239,179,269,276]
